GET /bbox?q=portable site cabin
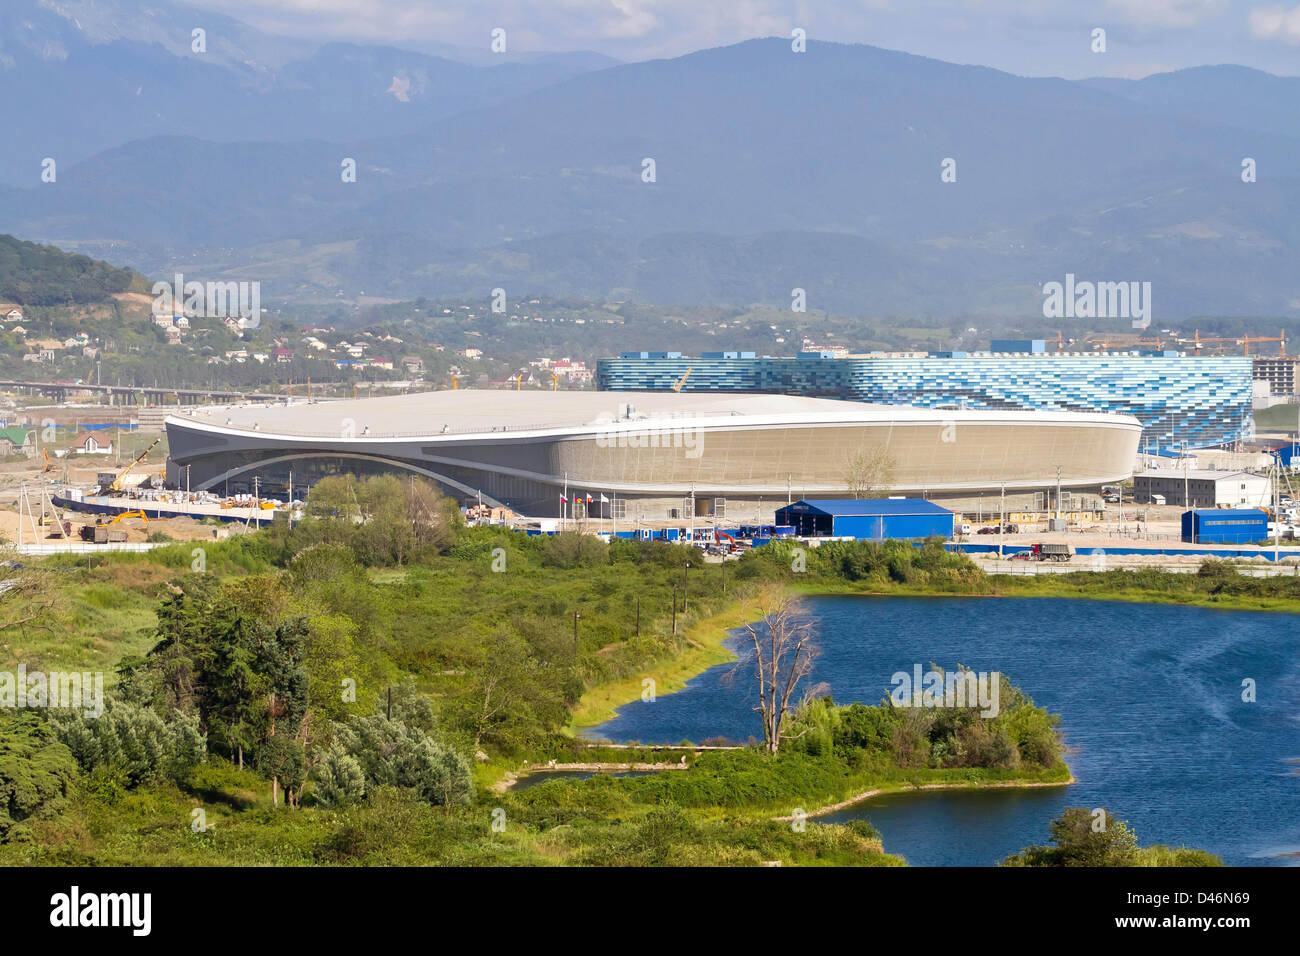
[774,499,955,540]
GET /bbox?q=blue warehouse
[1180,509,1269,544]
[775,499,955,540]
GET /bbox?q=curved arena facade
[165,391,1142,520]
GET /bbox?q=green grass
[0,528,1252,867]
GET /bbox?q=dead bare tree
[844,445,896,499]
[0,549,57,635]
[735,587,819,754]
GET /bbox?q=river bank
[573,567,1300,741]
[771,771,1076,821]
[567,602,749,731]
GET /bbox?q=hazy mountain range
[1,0,1297,320]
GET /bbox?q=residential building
[73,431,113,455]
[0,427,35,457]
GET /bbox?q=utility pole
[672,585,678,636]
[1274,455,1281,564]
[682,561,690,613]
[573,610,581,656]
[999,483,1005,560]
[1056,465,1063,533]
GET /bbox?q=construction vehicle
[106,438,161,493]
[108,510,149,528]
[550,372,559,391]
[41,449,54,473]
[1016,542,1073,562]
[37,509,72,538]
[671,367,693,393]
[708,530,741,554]
[79,518,128,544]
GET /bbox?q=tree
[258,733,306,808]
[327,703,474,808]
[0,546,58,635]
[733,587,820,754]
[304,475,361,522]
[843,445,896,499]
[452,630,549,750]
[311,745,366,808]
[54,700,205,786]
[0,712,77,840]
[1003,807,1140,866]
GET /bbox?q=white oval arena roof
[167,389,1141,442]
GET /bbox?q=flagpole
[563,472,568,531]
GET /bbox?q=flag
[586,494,593,503]
[559,495,567,503]
[600,493,610,503]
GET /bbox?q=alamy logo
[0,666,103,718]
[592,413,703,458]
[890,665,1000,717]
[152,273,261,328]
[50,886,151,936]
[1042,273,1151,329]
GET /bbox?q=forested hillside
[0,234,144,306]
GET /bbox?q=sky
[187,0,1300,77]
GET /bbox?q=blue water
[586,595,1300,866]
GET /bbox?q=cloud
[602,0,660,39]
[1104,0,1228,28]
[1248,4,1300,42]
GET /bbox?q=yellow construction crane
[1239,330,1287,356]
[550,372,559,391]
[671,367,693,393]
[452,374,458,390]
[109,438,160,492]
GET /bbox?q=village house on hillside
[0,427,35,457]
[73,430,113,455]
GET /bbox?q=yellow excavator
[109,510,149,528]
[41,449,54,473]
[671,367,693,393]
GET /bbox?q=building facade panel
[597,354,1252,449]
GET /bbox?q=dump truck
[1028,542,1073,562]
[79,519,129,544]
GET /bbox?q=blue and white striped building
[596,351,1252,449]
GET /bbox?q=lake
[585,595,1300,866]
